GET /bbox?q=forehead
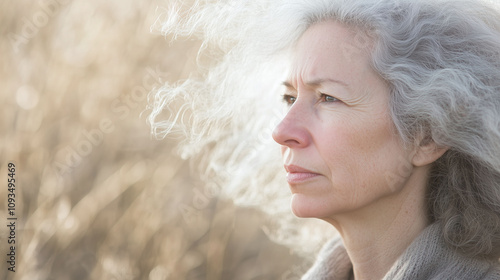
[289,20,374,84]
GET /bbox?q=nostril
[285,139,301,145]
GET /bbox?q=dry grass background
[0,0,308,279]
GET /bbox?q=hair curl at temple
[149,0,500,259]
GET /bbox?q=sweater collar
[302,223,500,280]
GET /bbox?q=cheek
[320,114,405,195]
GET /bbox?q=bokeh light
[1,0,306,279]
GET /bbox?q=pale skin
[272,20,447,280]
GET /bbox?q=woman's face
[272,20,414,219]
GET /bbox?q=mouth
[284,165,321,184]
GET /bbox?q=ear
[411,139,448,167]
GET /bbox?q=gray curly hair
[314,0,500,259]
[149,0,500,259]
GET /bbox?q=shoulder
[384,223,500,280]
[301,235,352,280]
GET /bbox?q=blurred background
[0,0,308,279]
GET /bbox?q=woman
[149,0,500,278]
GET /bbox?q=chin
[291,193,338,219]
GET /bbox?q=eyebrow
[282,78,349,89]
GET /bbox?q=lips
[284,165,321,184]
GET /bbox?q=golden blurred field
[0,0,307,279]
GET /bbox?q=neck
[324,166,431,280]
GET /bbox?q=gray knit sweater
[301,223,500,279]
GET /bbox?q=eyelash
[282,94,296,106]
[282,93,339,106]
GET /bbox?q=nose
[272,105,311,148]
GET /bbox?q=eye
[282,94,297,106]
[320,93,339,103]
